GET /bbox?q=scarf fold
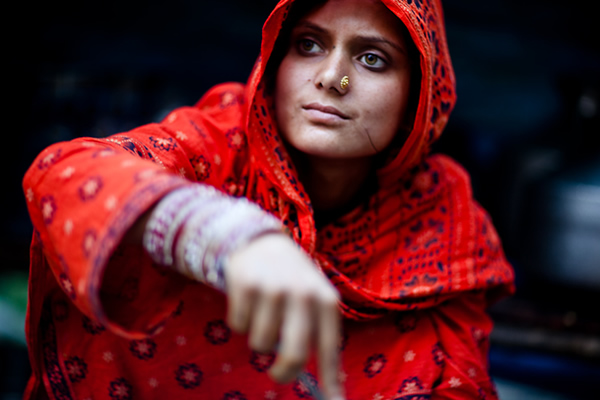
[244,0,513,320]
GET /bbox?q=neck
[294,153,374,224]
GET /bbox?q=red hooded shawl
[23,0,514,399]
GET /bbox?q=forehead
[296,0,406,42]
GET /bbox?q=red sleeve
[22,82,249,339]
[430,291,499,399]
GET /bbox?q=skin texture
[275,0,412,160]
[275,0,412,214]
[226,234,342,399]
[224,1,414,399]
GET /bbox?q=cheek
[275,56,301,96]
[382,76,411,116]
[275,60,298,112]
[363,80,411,145]
[274,68,292,128]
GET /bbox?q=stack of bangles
[142,184,284,291]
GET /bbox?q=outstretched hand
[226,233,345,400]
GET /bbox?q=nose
[315,49,350,94]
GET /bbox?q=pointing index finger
[317,293,345,400]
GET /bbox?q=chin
[290,142,372,160]
[282,129,364,158]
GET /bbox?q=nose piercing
[340,75,349,90]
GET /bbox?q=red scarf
[23,1,514,399]
[246,0,513,319]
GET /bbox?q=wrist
[142,184,284,292]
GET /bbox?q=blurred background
[2,0,599,399]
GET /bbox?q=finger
[317,290,345,400]
[227,283,256,333]
[269,294,312,383]
[248,291,283,352]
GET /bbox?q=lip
[302,103,350,120]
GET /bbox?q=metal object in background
[523,160,600,290]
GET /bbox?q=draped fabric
[22,0,514,399]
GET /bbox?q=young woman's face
[274,0,413,160]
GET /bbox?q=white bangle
[143,183,284,292]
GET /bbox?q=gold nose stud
[340,75,349,90]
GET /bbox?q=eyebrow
[294,20,407,55]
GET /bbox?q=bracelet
[143,183,284,292]
[206,199,283,290]
[143,185,219,266]
[143,187,197,266]
[174,195,229,280]
[175,195,283,291]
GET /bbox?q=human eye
[359,53,387,70]
[297,38,323,55]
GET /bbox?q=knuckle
[278,353,307,372]
[318,289,340,307]
[268,350,308,383]
[261,286,286,302]
[231,280,258,300]
[227,310,247,333]
[249,335,273,353]
[291,288,313,304]
[285,282,315,302]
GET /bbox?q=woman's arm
[22,83,247,336]
[24,81,344,398]
[133,185,345,400]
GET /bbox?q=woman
[23,0,514,399]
